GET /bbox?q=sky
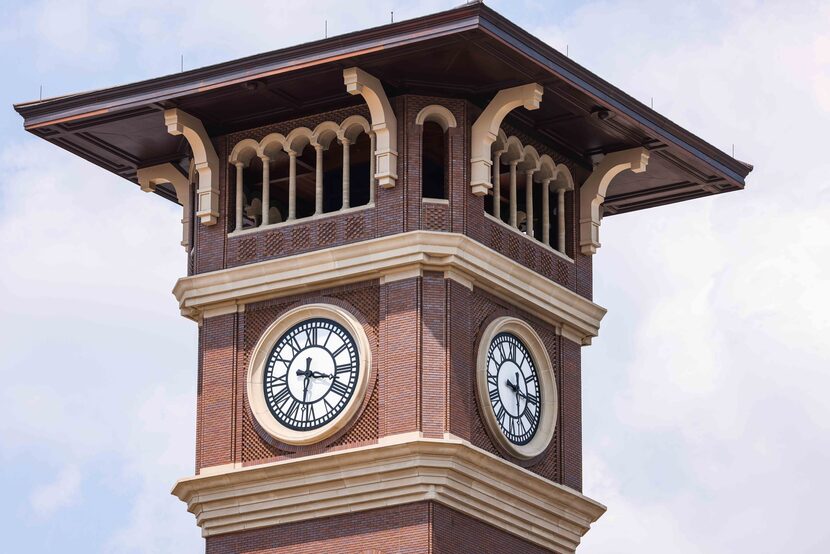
[0,0,828,552]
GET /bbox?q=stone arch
[414,104,457,132]
[285,127,313,156]
[339,115,371,142]
[311,121,340,149]
[228,139,259,166]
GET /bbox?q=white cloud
[30,466,82,517]
[540,1,830,552]
[2,0,830,552]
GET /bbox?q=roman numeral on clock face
[330,379,350,397]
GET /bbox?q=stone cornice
[173,231,606,343]
[172,434,606,552]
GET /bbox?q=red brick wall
[205,501,552,554]
[432,503,551,554]
[206,502,430,554]
[198,312,238,469]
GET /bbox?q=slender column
[288,152,297,221]
[260,156,270,226]
[509,161,518,227]
[314,145,324,215]
[234,162,244,232]
[542,179,551,246]
[525,171,535,238]
[369,132,376,205]
[558,188,567,253]
[342,138,351,209]
[492,152,502,219]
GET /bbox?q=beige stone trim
[343,67,398,189]
[201,301,244,320]
[173,231,606,342]
[171,436,605,552]
[164,109,220,225]
[137,163,192,250]
[471,83,543,196]
[579,148,649,255]
[227,203,374,238]
[414,104,458,132]
[379,266,423,284]
[247,303,373,446]
[476,317,557,460]
[443,268,473,290]
[421,197,449,205]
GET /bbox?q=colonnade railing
[229,115,374,233]
[491,130,574,255]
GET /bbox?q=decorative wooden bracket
[343,67,398,189]
[470,83,543,196]
[137,163,192,249]
[165,109,219,225]
[579,148,650,255]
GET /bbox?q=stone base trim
[172,435,605,553]
[173,230,606,343]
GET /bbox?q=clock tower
[15,3,751,552]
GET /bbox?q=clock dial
[263,318,359,431]
[485,332,541,445]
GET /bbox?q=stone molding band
[173,231,607,344]
[172,434,606,553]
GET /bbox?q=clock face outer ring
[476,317,558,460]
[247,303,372,446]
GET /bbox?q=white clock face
[263,318,359,431]
[485,332,541,445]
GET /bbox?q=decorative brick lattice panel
[319,220,336,246]
[491,225,504,254]
[345,214,365,240]
[540,251,553,280]
[557,259,570,285]
[237,237,257,262]
[330,383,378,447]
[506,233,521,262]
[292,225,311,250]
[422,202,448,232]
[241,409,282,462]
[263,232,282,257]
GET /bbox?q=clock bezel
[476,317,558,460]
[247,303,372,446]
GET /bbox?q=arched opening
[322,139,343,213]
[349,132,372,207]
[294,145,316,219]
[422,120,447,199]
[241,155,264,229]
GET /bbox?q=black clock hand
[302,357,312,403]
[514,371,520,408]
[506,378,530,400]
[310,371,333,379]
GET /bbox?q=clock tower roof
[14,1,751,217]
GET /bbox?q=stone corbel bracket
[165,108,220,225]
[343,67,398,189]
[579,148,650,255]
[137,163,192,250]
[470,83,544,196]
